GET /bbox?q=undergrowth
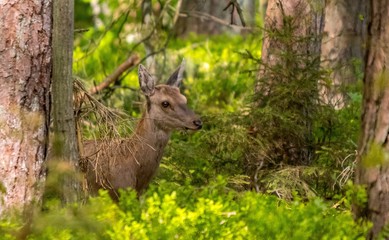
[0,179,369,239]
[0,1,370,239]
[71,0,363,203]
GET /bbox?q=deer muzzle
[193,119,202,130]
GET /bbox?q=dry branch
[223,0,246,27]
[74,78,137,192]
[89,54,140,94]
[179,11,254,31]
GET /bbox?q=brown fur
[82,81,201,199]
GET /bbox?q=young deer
[82,61,202,199]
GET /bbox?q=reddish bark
[0,0,52,213]
[355,0,389,238]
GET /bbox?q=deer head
[138,60,202,132]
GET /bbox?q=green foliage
[66,1,371,238]
[73,1,261,189]
[159,113,253,188]
[362,142,389,168]
[373,70,389,97]
[343,181,368,210]
[71,0,364,202]
[251,84,362,200]
[0,215,22,240]
[0,1,375,240]
[0,181,370,239]
[250,11,326,166]
[310,87,362,198]
[378,223,389,240]
[167,35,259,114]
[74,0,93,29]
[232,6,364,200]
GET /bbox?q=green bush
[1,180,369,239]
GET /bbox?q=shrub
[1,179,369,239]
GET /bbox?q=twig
[253,160,264,192]
[89,54,140,94]
[173,0,183,25]
[76,6,133,62]
[75,28,90,33]
[179,11,254,31]
[223,0,246,27]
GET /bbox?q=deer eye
[161,101,170,108]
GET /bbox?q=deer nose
[193,119,202,129]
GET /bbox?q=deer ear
[166,59,186,87]
[138,64,155,96]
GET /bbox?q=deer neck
[134,111,172,159]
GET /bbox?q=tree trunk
[320,0,369,108]
[355,1,389,238]
[49,0,82,204]
[0,0,52,213]
[141,0,156,73]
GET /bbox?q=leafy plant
[0,180,370,239]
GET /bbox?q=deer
[81,60,202,200]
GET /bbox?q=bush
[1,179,369,239]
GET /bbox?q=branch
[180,11,254,31]
[89,54,140,95]
[173,0,183,25]
[223,0,246,27]
[74,28,89,34]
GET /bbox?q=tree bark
[355,0,389,238]
[320,0,369,108]
[50,0,82,204]
[0,0,52,213]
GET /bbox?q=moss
[362,142,389,168]
[373,70,389,97]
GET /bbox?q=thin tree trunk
[50,0,82,203]
[0,0,52,213]
[141,0,156,73]
[355,0,389,238]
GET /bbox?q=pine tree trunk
[320,0,369,108]
[0,0,52,213]
[355,0,389,238]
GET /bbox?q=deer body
[82,61,202,199]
